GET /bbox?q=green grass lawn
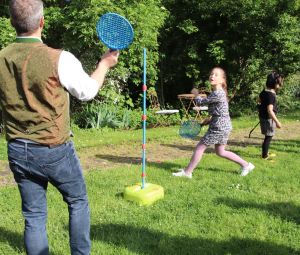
[0,113,299,254]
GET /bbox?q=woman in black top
[258,71,283,159]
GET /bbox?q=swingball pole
[123,48,164,206]
[141,48,147,189]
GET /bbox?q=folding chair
[192,106,208,120]
[148,88,179,127]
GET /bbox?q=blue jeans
[8,140,90,255]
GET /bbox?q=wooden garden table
[177,93,207,120]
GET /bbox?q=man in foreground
[0,0,119,254]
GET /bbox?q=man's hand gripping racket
[95,13,134,70]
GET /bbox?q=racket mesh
[179,120,201,139]
[97,13,134,50]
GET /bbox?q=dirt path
[78,121,300,170]
[1,121,299,186]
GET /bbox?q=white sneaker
[241,162,255,176]
[172,169,192,179]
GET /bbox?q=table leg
[192,99,206,121]
[179,98,193,119]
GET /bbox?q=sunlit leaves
[0,17,15,50]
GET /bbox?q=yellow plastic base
[124,183,164,206]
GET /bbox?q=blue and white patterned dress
[195,88,232,145]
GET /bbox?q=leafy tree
[0,17,15,49]
[1,0,299,116]
[159,0,300,112]
[0,0,167,111]
[43,0,166,84]
[0,0,15,49]
[0,0,9,17]
[43,0,167,109]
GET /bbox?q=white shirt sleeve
[58,51,99,101]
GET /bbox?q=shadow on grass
[95,154,182,171]
[161,143,196,151]
[228,139,261,148]
[0,227,62,255]
[95,155,141,164]
[161,143,215,154]
[91,223,298,255]
[228,149,260,159]
[229,137,300,156]
[0,227,24,253]
[230,136,300,148]
[273,140,300,146]
[271,139,300,154]
[204,166,238,175]
[216,197,300,225]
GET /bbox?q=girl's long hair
[266,71,284,89]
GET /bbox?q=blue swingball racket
[96,12,134,50]
[179,120,202,139]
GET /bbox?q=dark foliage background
[0,0,299,126]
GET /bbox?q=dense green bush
[43,0,167,87]
[146,108,181,127]
[159,0,300,111]
[1,0,299,130]
[277,72,300,112]
[44,0,168,122]
[73,103,141,130]
[73,101,182,130]
[0,17,15,49]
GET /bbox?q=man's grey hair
[9,0,44,34]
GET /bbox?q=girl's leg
[215,144,248,168]
[184,143,207,174]
[262,135,273,158]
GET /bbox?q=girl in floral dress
[173,67,255,178]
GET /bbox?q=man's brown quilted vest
[0,38,70,145]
